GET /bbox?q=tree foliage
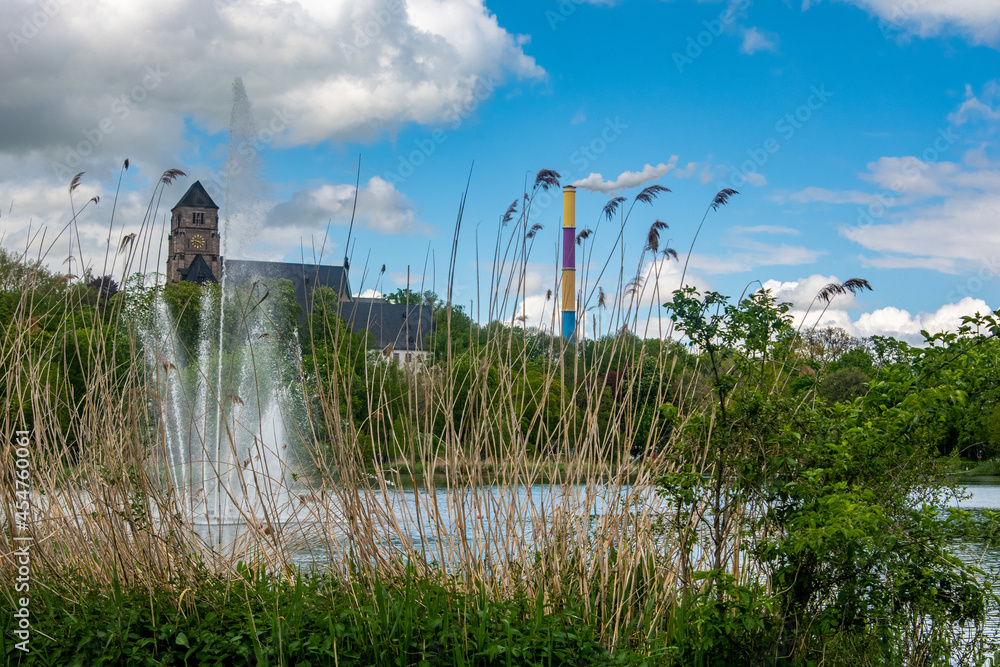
[659,287,997,665]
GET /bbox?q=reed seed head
[634,184,670,205]
[603,196,627,221]
[533,169,561,192]
[711,188,739,211]
[160,168,186,185]
[816,278,873,304]
[69,172,84,194]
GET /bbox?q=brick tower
[166,181,222,283]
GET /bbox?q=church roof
[343,298,434,352]
[178,254,218,284]
[223,259,351,322]
[172,180,219,211]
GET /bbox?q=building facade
[166,181,223,283]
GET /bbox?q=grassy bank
[3,568,651,667]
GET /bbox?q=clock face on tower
[191,234,206,250]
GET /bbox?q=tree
[384,288,438,306]
[658,286,995,664]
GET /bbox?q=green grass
[957,458,1000,478]
[2,566,660,667]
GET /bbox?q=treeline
[4,247,1000,469]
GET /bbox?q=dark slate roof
[343,298,434,352]
[223,259,351,322]
[172,181,219,211]
[178,255,218,284]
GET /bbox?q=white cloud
[1,0,543,153]
[744,171,768,187]
[964,144,992,168]
[674,162,698,178]
[268,176,426,235]
[857,254,959,273]
[684,238,826,275]
[949,82,1000,125]
[860,156,962,197]
[0,174,177,280]
[740,26,779,54]
[843,191,1000,263]
[853,297,991,342]
[732,225,801,235]
[775,186,893,205]
[763,273,990,344]
[0,0,543,264]
[762,274,863,311]
[788,86,1000,273]
[816,0,1000,46]
[572,158,678,193]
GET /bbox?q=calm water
[180,482,1000,568]
[951,482,1000,577]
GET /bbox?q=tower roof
[177,254,218,284]
[171,180,219,211]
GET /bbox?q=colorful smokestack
[562,185,576,341]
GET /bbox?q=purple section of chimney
[563,227,575,269]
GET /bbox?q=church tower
[167,181,222,283]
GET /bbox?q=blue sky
[2,0,1000,341]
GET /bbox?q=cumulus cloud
[0,0,543,277]
[853,297,991,342]
[268,176,427,235]
[762,274,864,311]
[811,0,1000,45]
[762,273,990,344]
[572,158,678,193]
[0,0,542,153]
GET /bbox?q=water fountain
[145,78,305,551]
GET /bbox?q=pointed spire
[171,180,219,210]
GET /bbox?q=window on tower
[194,212,204,225]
